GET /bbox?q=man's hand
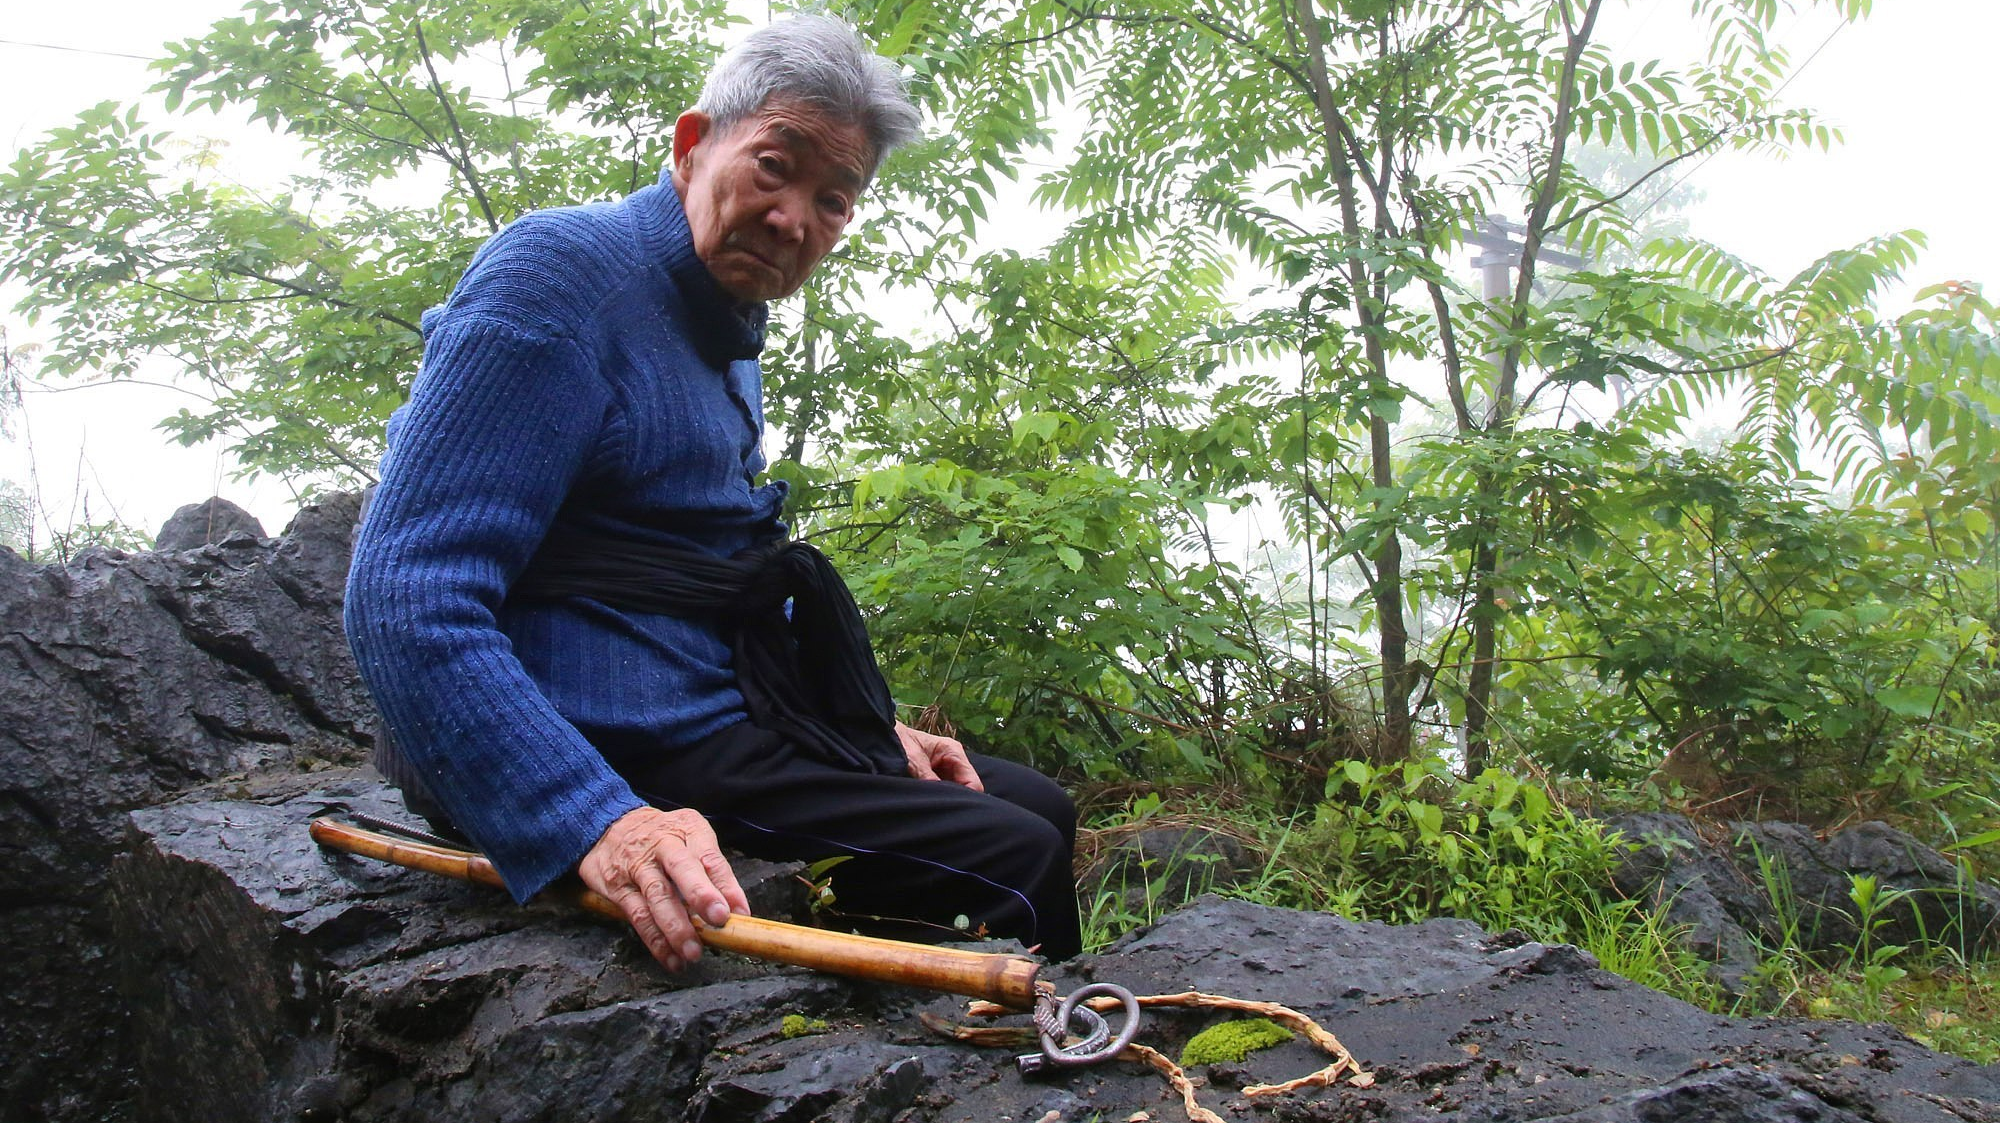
[897,721,983,791]
[579,806,751,971]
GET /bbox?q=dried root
[915,1011,1036,1048]
[1244,1060,1377,1096]
[1122,1043,1225,1123]
[946,988,1374,1123]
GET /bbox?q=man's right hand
[579,806,751,971]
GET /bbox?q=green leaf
[1876,686,1940,718]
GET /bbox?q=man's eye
[756,155,785,175]
[820,195,851,215]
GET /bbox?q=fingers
[911,726,983,791]
[656,829,734,930]
[935,745,985,792]
[580,806,747,971]
[701,844,754,918]
[636,864,703,965]
[593,856,693,971]
[895,721,985,790]
[896,721,940,780]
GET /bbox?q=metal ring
[1037,982,1141,1067]
[1063,1004,1111,1054]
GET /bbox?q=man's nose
[764,194,807,244]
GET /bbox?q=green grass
[1074,768,2000,1065]
[1746,955,2000,1064]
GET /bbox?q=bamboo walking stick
[309,815,1044,1009]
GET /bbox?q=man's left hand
[897,721,983,791]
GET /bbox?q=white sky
[2,0,1995,545]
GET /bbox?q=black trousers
[619,721,1082,960]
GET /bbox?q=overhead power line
[1633,20,1849,222]
[0,37,159,62]
[0,35,554,112]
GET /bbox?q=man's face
[672,99,870,303]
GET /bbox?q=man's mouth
[725,234,787,275]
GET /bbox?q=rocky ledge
[1,493,373,1119]
[117,769,2000,1123]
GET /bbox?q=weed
[1079,834,1231,951]
[1573,895,1722,1010]
[1070,770,2000,1065]
[1285,757,1626,944]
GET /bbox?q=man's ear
[671,110,712,185]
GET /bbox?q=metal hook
[1016,982,1141,1076]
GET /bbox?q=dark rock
[112,785,2000,1123]
[1606,812,1773,994]
[1738,819,2000,954]
[155,496,268,551]
[1078,825,1263,927]
[0,492,372,1122]
[113,768,813,1123]
[1551,1067,1869,1122]
[690,1041,955,1122]
[17,486,2000,1122]
[1607,812,2000,996]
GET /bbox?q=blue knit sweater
[344,167,786,901]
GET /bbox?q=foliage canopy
[2,0,1995,819]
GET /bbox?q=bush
[1295,757,1623,944]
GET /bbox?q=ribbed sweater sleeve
[345,313,644,902]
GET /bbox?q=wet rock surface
[116,769,816,1123]
[111,770,2000,1123]
[1608,812,2000,996]
[0,493,373,1121]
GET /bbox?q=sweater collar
[633,164,768,364]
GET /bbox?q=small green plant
[1796,953,2000,1065]
[1178,1019,1295,1068]
[1076,776,1737,1014]
[1078,794,1243,952]
[1731,850,2000,1063]
[1734,836,1820,1014]
[802,855,851,917]
[31,516,153,564]
[1081,846,1227,953]
[1079,882,1141,954]
[1844,874,1913,1001]
[1291,757,1625,944]
[1572,895,1722,1011]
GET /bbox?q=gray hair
[696,14,923,177]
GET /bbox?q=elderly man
[344,16,1081,970]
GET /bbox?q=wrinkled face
[672,99,870,303]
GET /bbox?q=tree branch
[411,17,500,231]
[1494,0,1604,423]
[1546,129,1725,238]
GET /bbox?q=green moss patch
[1178,1018,1295,1067]
[780,1014,830,1039]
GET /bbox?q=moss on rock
[780,1014,830,1039]
[1178,1018,1295,1067]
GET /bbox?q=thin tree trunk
[1291,0,1414,757]
[1466,0,1606,774]
[1463,539,1498,774]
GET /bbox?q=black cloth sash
[512,526,908,777]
